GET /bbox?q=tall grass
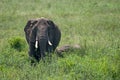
[0,0,120,80]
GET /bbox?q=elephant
[24,17,61,64]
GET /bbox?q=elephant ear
[24,19,38,43]
[47,20,56,29]
[24,19,38,32]
[24,20,31,32]
[47,19,61,50]
[47,20,56,42]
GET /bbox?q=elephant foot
[34,55,40,63]
[48,53,52,62]
[29,56,39,66]
[41,57,45,63]
[30,60,37,66]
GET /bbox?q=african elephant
[24,17,61,63]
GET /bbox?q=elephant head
[24,17,61,63]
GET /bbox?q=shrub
[8,37,26,51]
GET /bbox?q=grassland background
[0,0,120,80]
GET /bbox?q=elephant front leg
[29,42,38,65]
[47,45,53,62]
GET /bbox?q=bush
[8,37,26,51]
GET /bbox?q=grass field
[0,0,120,80]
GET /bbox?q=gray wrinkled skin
[24,17,61,64]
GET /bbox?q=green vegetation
[8,37,26,51]
[0,0,120,80]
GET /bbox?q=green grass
[0,0,120,80]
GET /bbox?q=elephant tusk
[35,40,38,48]
[48,40,52,46]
